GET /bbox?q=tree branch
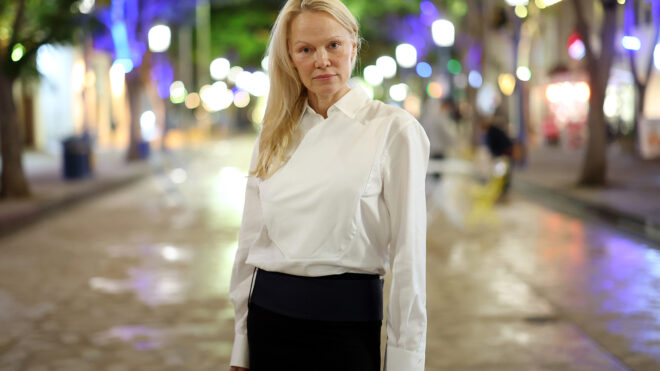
[572,0,596,65]
[642,15,660,87]
[628,49,643,91]
[598,1,619,85]
[8,0,27,49]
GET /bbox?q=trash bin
[138,140,150,159]
[62,136,93,179]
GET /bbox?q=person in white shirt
[229,1,429,370]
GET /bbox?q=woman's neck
[307,86,350,118]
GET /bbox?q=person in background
[420,98,458,161]
[481,117,514,198]
[229,1,429,370]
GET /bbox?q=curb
[0,172,149,240]
[513,179,660,246]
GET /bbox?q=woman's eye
[301,47,310,53]
[330,42,340,48]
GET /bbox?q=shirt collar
[332,85,370,119]
[303,85,371,120]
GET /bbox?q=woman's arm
[228,140,263,369]
[382,120,430,371]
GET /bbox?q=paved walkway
[1,136,659,370]
[0,148,151,238]
[513,143,660,244]
[2,138,660,246]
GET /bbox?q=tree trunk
[575,0,619,186]
[580,74,608,185]
[0,71,31,198]
[126,73,143,161]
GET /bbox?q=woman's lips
[314,74,336,81]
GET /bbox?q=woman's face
[288,11,356,104]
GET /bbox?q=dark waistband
[250,269,383,322]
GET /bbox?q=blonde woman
[229,1,429,370]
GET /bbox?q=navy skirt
[247,269,383,371]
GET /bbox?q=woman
[229,1,429,370]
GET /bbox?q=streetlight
[148,24,171,53]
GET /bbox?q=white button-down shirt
[230,86,429,370]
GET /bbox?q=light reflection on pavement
[0,135,658,370]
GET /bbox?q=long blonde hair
[252,0,361,179]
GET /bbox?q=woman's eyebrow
[292,36,345,46]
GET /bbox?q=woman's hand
[230,367,248,371]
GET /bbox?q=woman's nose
[314,50,330,68]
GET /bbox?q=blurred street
[1,135,659,371]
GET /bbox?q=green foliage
[0,0,90,78]
[210,6,277,67]
[208,0,426,68]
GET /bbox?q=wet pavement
[1,135,659,371]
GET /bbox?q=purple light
[419,1,439,26]
[465,44,482,71]
[624,0,635,36]
[420,1,438,16]
[151,55,174,98]
[389,15,432,60]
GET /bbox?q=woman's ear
[351,41,357,63]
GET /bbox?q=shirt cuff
[384,344,425,371]
[230,333,249,368]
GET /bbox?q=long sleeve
[382,121,430,371]
[229,139,262,368]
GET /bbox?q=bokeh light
[78,0,95,13]
[140,111,157,141]
[447,59,462,75]
[432,19,455,47]
[169,81,186,104]
[389,83,409,102]
[622,36,641,51]
[109,62,126,97]
[210,58,231,80]
[364,65,384,86]
[516,66,532,82]
[185,92,201,109]
[404,95,422,118]
[468,70,483,88]
[228,66,243,84]
[148,25,171,53]
[233,90,251,108]
[249,71,270,97]
[376,56,397,79]
[498,73,516,96]
[396,43,417,68]
[11,43,25,62]
[427,82,444,99]
[416,62,432,78]
[515,5,528,18]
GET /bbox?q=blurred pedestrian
[481,118,513,198]
[420,98,457,161]
[229,1,429,370]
